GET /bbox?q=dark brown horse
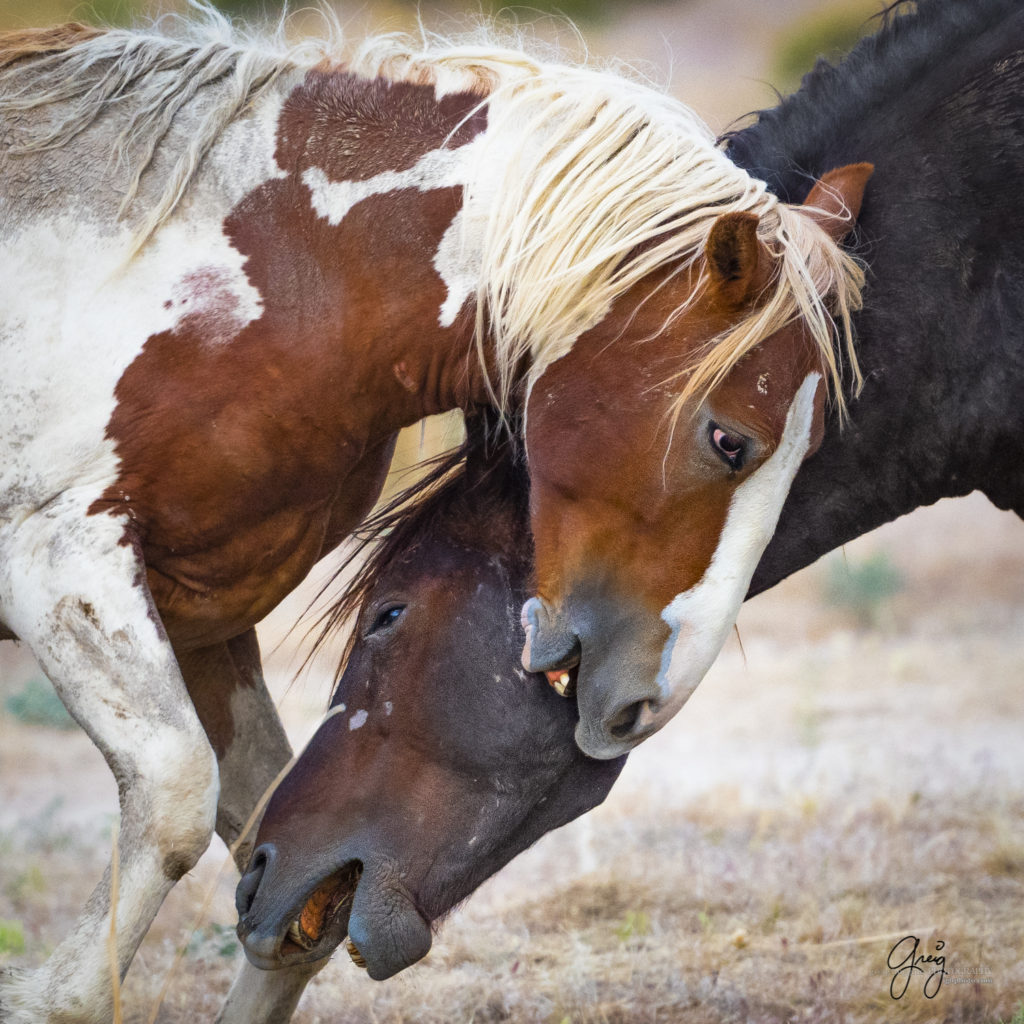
[237,418,623,980]
[238,0,1024,996]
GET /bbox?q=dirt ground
[3,489,1023,1024]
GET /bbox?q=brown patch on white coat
[2,48,490,1023]
[90,69,491,651]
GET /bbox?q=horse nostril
[235,843,276,917]
[605,699,657,742]
[605,701,642,740]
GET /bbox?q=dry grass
[5,795,1021,1022]
[2,494,1024,1022]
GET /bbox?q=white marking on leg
[0,501,218,1024]
[654,373,822,717]
[349,709,369,730]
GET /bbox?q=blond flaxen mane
[0,6,864,414]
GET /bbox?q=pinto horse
[241,0,1024,999]
[0,10,865,1022]
[239,418,623,980]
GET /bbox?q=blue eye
[708,422,747,470]
[367,604,404,635]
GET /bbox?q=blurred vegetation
[613,908,650,943]
[0,0,881,62]
[196,0,645,23]
[466,0,675,27]
[773,0,880,91]
[0,918,26,956]
[79,0,139,24]
[186,920,241,959]
[0,0,677,29]
[794,679,822,748]
[5,863,47,908]
[824,550,904,628]
[4,677,77,730]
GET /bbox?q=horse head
[235,419,624,978]
[522,164,873,758]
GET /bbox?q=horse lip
[347,879,433,980]
[543,649,581,674]
[238,862,361,970]
[521,597,581,674]
[237,926,288,971]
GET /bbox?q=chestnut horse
[0,10,865,1022]
[241,0,1024,1000]
[238,417,623,981]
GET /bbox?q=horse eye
[708,422,747,470]
[367,604,405,636]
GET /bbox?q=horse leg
[217,957,327,1023]
[0,507,218,1024]
[177,630,324,1024]
[176,629,292,871]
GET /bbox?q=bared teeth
[545,669,575,697]
[286,865,363,958]
[346,937,367,969]
[287,919,314,950]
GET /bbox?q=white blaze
[654,373,822,717]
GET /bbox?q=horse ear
[802,162,874,242]
[704,211,771,309]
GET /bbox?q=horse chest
[144,506,330,648]
[133,429,397,648]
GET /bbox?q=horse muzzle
[235,843,431,980]
[520,596,581,676]
[523,592,674,759]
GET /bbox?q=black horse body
[730,0,1024,597]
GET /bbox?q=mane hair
[0,6,331,252]
[468,66,865,416]
[0,22,102,71]
[0,4,865,413]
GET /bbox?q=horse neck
[725,1,1023,204]
[247,67,497,433]
[740,3,1024,596]
[7,50,495,436]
